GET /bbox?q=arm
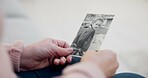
[0,46,18,78]
[2,41,24,72]
[2,38,73,72]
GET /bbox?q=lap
[16,56,81,78]
[16,56,144,78]
[113,73,145,78]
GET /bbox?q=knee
[114,73,145,78]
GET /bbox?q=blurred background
[1,0,148,77]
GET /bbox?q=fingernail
[67,48,73,52]
[69,55,72,59]
[66,55,72,63]
[55,59,59,62]
[61,57,66,61]
[60,57,66,65]
[54,59,60,65]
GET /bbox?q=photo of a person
[71,14,114,56]
[71,24,95,56]
[88,17,109,52]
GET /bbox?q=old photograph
[71,14,114,56]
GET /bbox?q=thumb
[55,47,73,57]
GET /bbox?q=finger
[60,57,66,65]
[55,46,73,57]
[56,40,70,48]
[66,55,72,63]
[53,59,60,65]
[50,38,70,48]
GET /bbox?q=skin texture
[81,50,119,78]
[20,38,73,70]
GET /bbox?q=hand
[81,50,119,78]
[20,38,73,71]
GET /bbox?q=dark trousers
[16,56,145,78]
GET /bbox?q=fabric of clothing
[5,41,24,72]
[16,56,145,78]
[113,73,145,78]
[16,56,81,78]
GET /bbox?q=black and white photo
[71,14,114,56]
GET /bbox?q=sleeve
[57,62,106,78]
[4,40,24,72]
[0,46,19,78]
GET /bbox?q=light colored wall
[20,0,148,48]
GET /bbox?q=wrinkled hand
[81,50,119,78]
[20,38,73,71]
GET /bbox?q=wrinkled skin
[20,38,73,70]
[82,50,119,78]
